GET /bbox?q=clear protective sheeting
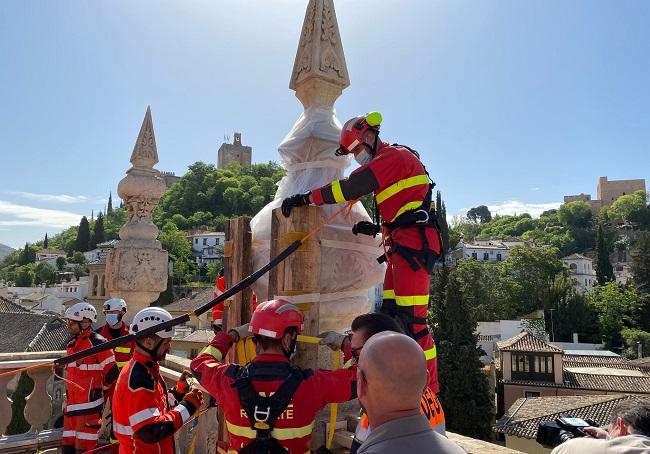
[250,106,385,331]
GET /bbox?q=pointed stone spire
[290,0,350,108]
[130,106,159,169]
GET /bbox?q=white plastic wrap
[250,106,385,331]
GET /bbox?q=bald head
[359,332,427,409]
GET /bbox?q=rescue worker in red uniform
[96,298,134,450]
[281,112,442,393]
[212,269,226,329]
[112,307,204,454]
[63,302,119,454]
[320,313,446,454]
[191,299,357,454]
[98,298,134,369]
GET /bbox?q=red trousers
[382,226,440,393]
[62,413,100,453]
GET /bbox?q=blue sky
[1,0,649,249]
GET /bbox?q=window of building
[524,391,541,398]
[194,238,198,244]
[569,263,577,271]
[483,252,489,261]
[471,252,477,259]
[215,238,220,245]
[512,353,554,381]
[497,253,502,261]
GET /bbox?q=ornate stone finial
[106,107,168,321]
[290,0,350,108]
[130,105,159,170]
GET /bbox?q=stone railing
[0,352,216,454]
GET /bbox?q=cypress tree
[43,233,48,249]
[75,216,91,252]
[90,212,106,249]
[595,223,614,285]
[436,191,450,253]
[107,192,113,214]
[433,269,494,439]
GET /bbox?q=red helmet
[250,299,304,339]
[335,112,382,156]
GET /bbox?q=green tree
[35,262,57,286]
[75,216,91,252]
[6,372,34,435]
[107,192,113,214]
[15,265,35,286]
[159,222,192,262]
[558,201,592,228]
[43,233,48,249]
[17,243,36,266]
[609,190,648,223]
[69,251,86,265]
[620,328,650,359]
[90,212,106,249]
[433,270,494,439]
[436,191,451,252]
[588,282,641,349]
[631,232,650,293]
[548,274,600,343]
[467,205,492,224]
[73,264,86,279]
[595,223,614,285]
[56,256,67,271]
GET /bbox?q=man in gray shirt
[356,332,465,453]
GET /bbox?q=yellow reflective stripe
[424,346,437,360]
[226,421,314,441]
[114,347,131,353]
[201,345,223,361]
[395,294,429,306]
[391,201,424,222]
[116,361,128,368]
[376,174,429,204]
[383,289,396,300]
[331,180,346,203]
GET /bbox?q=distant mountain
[0,243,15,260]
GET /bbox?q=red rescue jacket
[191,332,357,453]
[212,275,226,324]
[112,350,198,454]
[98,322,134,369]
[64,330,119,417]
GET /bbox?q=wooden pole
[223,216,253,332]
[269,206,323,369]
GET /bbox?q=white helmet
[65,302,97,323]
[103,298,127,312]
[130,307,174,339]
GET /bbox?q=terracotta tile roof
[164,289,214,313]
[496,332,563,354]
[503,370,650,394]
[495,394,650,439]
[0,312,70,353]
[0,297,32,313]
[174,329,213,344]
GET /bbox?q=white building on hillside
[187,231,226,265]
[449,239,511,265]
[561,253,597,293]
[36,249,67,268]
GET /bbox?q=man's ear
[617,417,630,436]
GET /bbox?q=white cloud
[486,200,562,218]
[9,191,105,204]
[0,200,84,229]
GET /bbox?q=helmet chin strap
[282,335,298,360]
[137,338,165,361]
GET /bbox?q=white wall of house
[562,255,597,293]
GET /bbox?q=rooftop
[495,394,648,439]
[0,312,70,353]
[174,329,213,344]
[164,288,214,313]
[0,297,31,313]
[562,253,592,261]
[496,332,563,354]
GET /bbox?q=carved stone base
[105,246,168,320]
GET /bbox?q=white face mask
[354,149,373,166]
[105,313,120,327]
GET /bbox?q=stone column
[105,107,168,321]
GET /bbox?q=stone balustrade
[0,352,216,454]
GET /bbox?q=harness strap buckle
[253,405,271,423]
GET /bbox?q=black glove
[281,193,311,217]
[352,221,381,237]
